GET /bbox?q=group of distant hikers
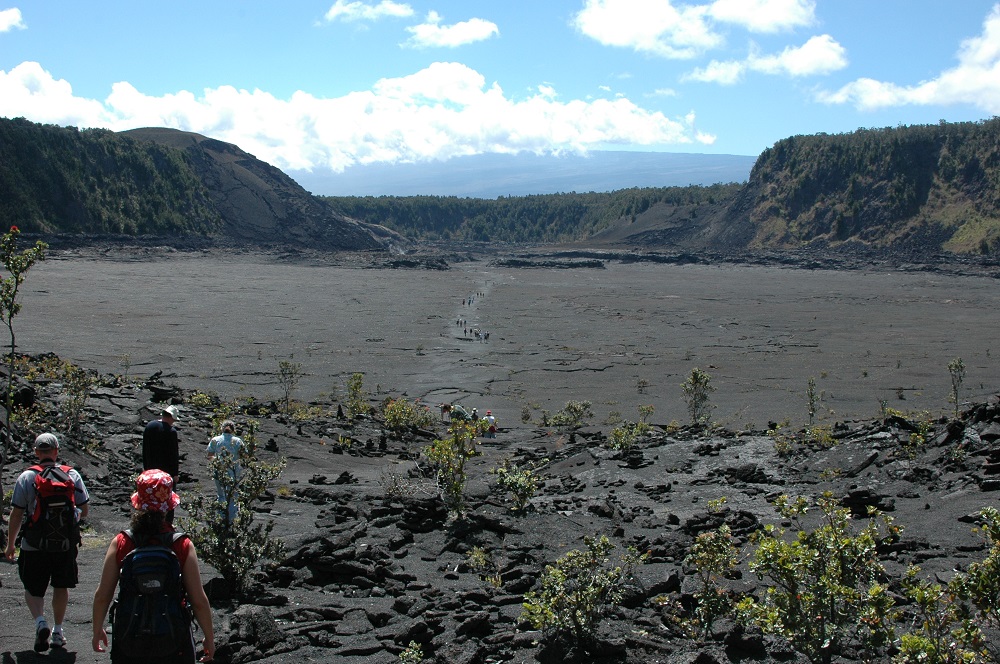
[440,403,498,439]
[2,404,239,662]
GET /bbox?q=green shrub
[383,397,436,433]
[398,641,424,663]
[188,390,216,409]
[606,420,651,451]
[522,535,645,648]
[548,400,593,430]
[179,420,286,596]
[957,506,1000,661]
[895,567,982,664]
[491,457,542,512]
[737,493,899,664]
[467,546,502,588]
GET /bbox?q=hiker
[4,432,90,652]
[143,404,181,483]
[484,410,497,439]
[91,469,215,663]
[206,419,244,523]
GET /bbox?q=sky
[1,1,999,175]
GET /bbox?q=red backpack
[23,464,79,552]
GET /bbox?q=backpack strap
[122,528,187,549]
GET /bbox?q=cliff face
[4,116,1000,256]
[122,128,401,251]
[727,118,1000,253]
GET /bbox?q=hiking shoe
[34,622,51,652]
[50,631,66,648]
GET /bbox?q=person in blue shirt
[206,420,244,523]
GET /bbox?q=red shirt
[114,526,191,567]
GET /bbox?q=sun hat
[131,469,181,512]
[161,405,180,420]
[34,432,60,450]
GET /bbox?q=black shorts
[17,548,79,597]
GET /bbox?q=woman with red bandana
[90,469,215,662]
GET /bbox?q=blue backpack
[111,529,194,660]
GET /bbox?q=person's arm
[4,505,24,560]
[74,472,90,520]
[92,539,120,652]
[181,546,215,662]
[170,430,180,479]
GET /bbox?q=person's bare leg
[52,587,69,624]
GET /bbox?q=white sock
[35,615,48,628]
[53,625,63,634]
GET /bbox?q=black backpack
[22,464,79,553]
[111,530,194,660]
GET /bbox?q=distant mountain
[288,151,756,198]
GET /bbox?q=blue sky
[1,1,998,174]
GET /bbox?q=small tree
[277,358,302,413]
[0,226,47,466]
[681,368,715,427]
[180,419,286,596]
[346,372,367,418]
[685,524,739,638]
[947,357,966,419]
[61,360,93,433]
[423,420,482,514]
[807,376,817,426]
[522,535,645,649]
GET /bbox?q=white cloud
[573,0,720,59]
[818,4,1000,113]
[708,0,815,33]
[572,0,816,58]
[0,60,710,171]
[403,11,498,48]
[683,59,745,84]
[0,7,25,32]
[323,0,413,23]
[749,34,847,76]
[684,34,846,84]
[0,62,108,125]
